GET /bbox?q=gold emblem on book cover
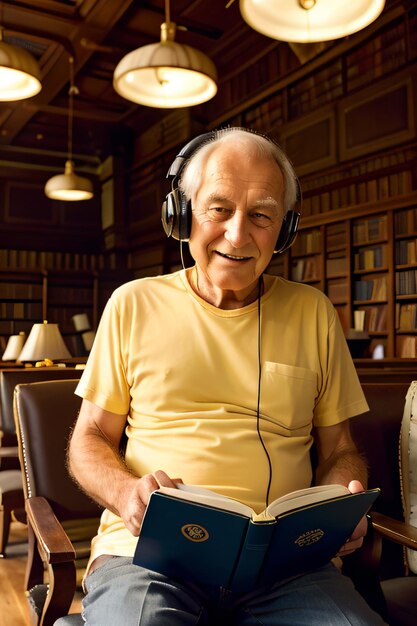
[181,524,209,542]
[294,528,324,547]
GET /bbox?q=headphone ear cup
[274,210,300,254]
[177,193,192,241]
[161,189,192,241]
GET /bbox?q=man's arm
[68,398,178,536]
[314,420,368,556]
[314,420,367,487]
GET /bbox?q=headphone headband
[166,131,217,180]
[161,127,302,253]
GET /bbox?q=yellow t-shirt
[76,269,368,563]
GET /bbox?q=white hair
[179,128,299,212]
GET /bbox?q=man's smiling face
[188,142,285,307]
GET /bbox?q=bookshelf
[289,228,324,289]
[0,268,98,353]
[351,213,392,356]
[46,270,99,337]
[325,221,351,332]
[0,270,46,337]
[394,207,417,357]
[285,194,417,357]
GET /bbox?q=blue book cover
[133,484,380,593]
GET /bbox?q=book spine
[230,521,275,593]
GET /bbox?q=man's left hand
[336,480,368,557]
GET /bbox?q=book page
[156,483,352,522]
[157,483,255,517]
[263,484,350,520]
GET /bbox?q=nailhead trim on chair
[400,380,417,574]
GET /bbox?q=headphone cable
[256,276,273,510]
[180,240,186,271]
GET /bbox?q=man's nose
[224,213,251,248]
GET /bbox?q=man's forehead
[200,173,283,203]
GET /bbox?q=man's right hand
[68,399,182,535]
[119,470,180,536]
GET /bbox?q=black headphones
[161,128,302,254]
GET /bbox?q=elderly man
[68,127,385,625]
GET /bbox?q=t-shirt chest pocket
[261,362,318,432]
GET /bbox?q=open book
[133,483,380,593]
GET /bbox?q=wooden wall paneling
[278,106,337,180]
[132,110,193,168]
[338,69,416,162]
[4,181,55,225]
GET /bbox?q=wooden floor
[0,520,82,626]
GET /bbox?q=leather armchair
[0,368,82,556]
[13,378,101,626]
[14,378,417,626]
[343,381,417,625]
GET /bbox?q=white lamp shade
[113,40,218,108]
[45,160,94,201]
[81,330,95,352]
[18,322,71,362]
[1,332,26,361]
[72,313,91,332]
[240,0,386,43]
[0,39,42,101]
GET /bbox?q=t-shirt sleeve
[75,294,130,415]
[313,305,369,427]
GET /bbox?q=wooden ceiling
[0,0,285,170]
[0,0,400,173]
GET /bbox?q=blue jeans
[82,557,387,625]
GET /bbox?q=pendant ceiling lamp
[45,56,93,201]
[0,25,42,101]
[113,0,217,108]
[239,0,386,43]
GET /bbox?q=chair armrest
[25,497,78,626]
[25,496,76,564]
[371,511,417,551]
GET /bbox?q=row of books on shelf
[0,320,34,336]
[326,223,346,250]
[352,215,387,245]
[346,23,405,91]
[243,93,284,132]
[326,256,347,276]
[395,270,417,296]
[301,145,413,195]
[327,279,348,302]
[48,287,93,304]
[394,207,417,236]
[0,302,43,320]
[291,258,319,282]
[302,170,412,217]
[354,306,387,333]
[0,248,104,271]
[354,246,385,271]
[292,231,321,255]
[396,303,417,330]
[354,277,387,301]
[1,283,43,300]
[396,335,417,358]
[395,239,417,265]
